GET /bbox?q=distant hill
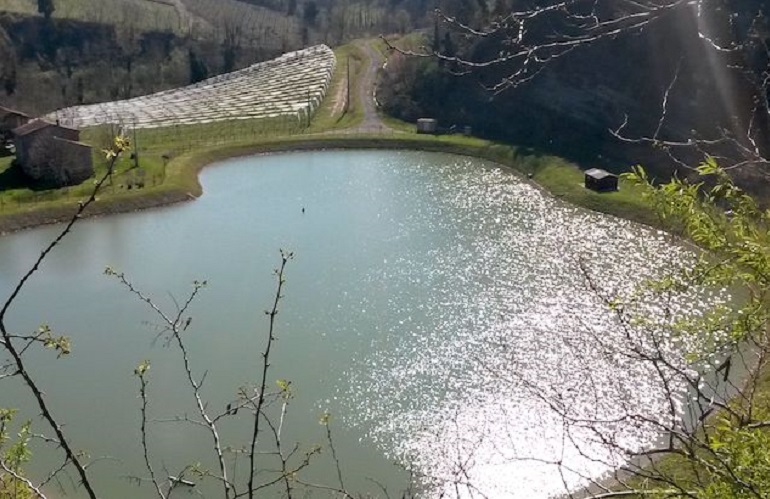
[0,0,433,115]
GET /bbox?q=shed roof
[585,168,617,180]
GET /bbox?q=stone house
[0,106,31,146]
[12,120,94,186]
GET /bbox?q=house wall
[1,112,30,133]
[16,127,58,179]
[16,126,92,185]
[585,175,618,192]
[16,132,45,177]
[416,119,437,134]
[51,138,93,185]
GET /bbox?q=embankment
[0,135,657,234]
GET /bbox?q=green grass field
[0,148,168,217]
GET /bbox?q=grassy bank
[0,132,658,234]
[0,141,184,234]
[152,132,660,229]
[306,42,369,132]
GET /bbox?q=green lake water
[0,150,713,498]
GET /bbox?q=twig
[248,250,293,499]
[0,140,128,499]
[0,458,47,499]
[135,361,166,499]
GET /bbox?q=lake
[0,150,714,498]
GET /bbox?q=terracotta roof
[0,105,31,118]
[12,120,77,137]
[12,120,53,137]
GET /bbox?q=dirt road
[350,40,392,134]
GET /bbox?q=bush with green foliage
[602,160,770,498]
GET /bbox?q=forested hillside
[3,0,766,187]
[380,0,770,186]
[0,0,433,114]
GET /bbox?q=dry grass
[0,0,183,33]
[58,0,181,32]
[0,0,36,15]
[182,0,302,49]
[307,42,368,131]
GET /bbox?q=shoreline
[0,135,658,234]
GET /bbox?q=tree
[287,0,297,17]
[563,160,770,497]
[386,1,769,181]
[114,4,143,99]
[36,0,55,20]
[0,26,17,96]
[0,137,377,499]
[393,9,411,34]
[188,48,209,84]
[303,1,319,27]
[2,67,15,96]
[220,14,243,73]
[329,1,348,44]
[0,411,33,499]
[0,139,129,499]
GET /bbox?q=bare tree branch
[247,250,293,499]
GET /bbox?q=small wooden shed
[416,118,438,134]
[584,168,619,192]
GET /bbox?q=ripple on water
[337,159,725,498]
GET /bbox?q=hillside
[378,0,770,189]
[0,0,433,115]
[0,0,305,114]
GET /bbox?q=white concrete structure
[50,45,336,130]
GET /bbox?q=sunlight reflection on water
[0,151,720,499]
[338,159,723,498]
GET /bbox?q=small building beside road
[416,118,438,134]
[584,168,619,192]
